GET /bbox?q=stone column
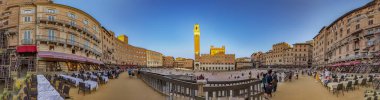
[197,80,207,97]
[212,91,216,100]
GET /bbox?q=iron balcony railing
[38,17,84,30]
[36,35,66,44]
[21,39,34,45]
[36,35,102,56]
[38,17,101,43]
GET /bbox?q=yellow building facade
[210,45,226,56]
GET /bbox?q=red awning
[16,45,37,53]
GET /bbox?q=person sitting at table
[333,78,338,82]
[323,76,330,86]
[80,69,85,74]
[340,75,345,81]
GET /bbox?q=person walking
[272,72,278,93]
[289,71,292,82]
[263,70,273,99]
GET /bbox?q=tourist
[261,73,267,92]
[281,72,286,82]
[288,71,292,82]
[272,72,278,92]
[257,74,260,79]
[128,68,132,77]
[264,70,273,98]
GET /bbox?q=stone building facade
[235,57,253,69]
[253,42,313,68]
[0,0,160,79]
[174,57,193,69]
[163,56,174,68]
[251,52,266,68]
[313,0,380,67]
[146,50,163,67]
[195,46,235,71]
[125,44,147,67]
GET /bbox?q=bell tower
[194,24,201,70]
[194,24,200,59]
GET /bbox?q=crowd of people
[303,66,380,99]
[318,65,380,74]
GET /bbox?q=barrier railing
[139,71,264,100]
[21,39,34,45]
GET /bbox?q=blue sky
[55,0,371,59]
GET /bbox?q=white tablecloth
[84,80,98,90]
[60,75,83,86]
[346,77,355,80]
[90,75,98,79]
[341,80,354,88]
[327,82,339,90]
[37,75,64,100]
[102,76,109,82]
[83,74,88,77]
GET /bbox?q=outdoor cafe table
[90,75,98,79]
[102,76,109,82]
[37,75,64,100]
[346,77,355,80]
[327,82,339,91]
[60,74,83,86]
[365,90,380,96]
[341,80,354,87]
[84,80,98,90]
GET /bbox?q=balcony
[36,35,102,56]
[36,35,66,44]
[367,40,375,47]
[21,39,34,45]
[354,48,360,51]
[38,17,101,43]
[365,28,380,37]
[38,17,84,33]
[83,29,101,43]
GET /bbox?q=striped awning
[38,51,103,64]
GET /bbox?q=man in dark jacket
[264,70,273,98]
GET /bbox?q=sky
[55,0,371,59]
